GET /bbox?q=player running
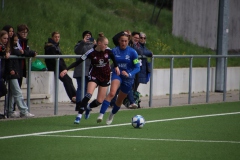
[97,32,140,124]
[60,33,120,124]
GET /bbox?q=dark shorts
[111,72,134,94]
[88,76,110,87]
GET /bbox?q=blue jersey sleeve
[128,49,140,78]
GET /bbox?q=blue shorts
[111,72,134,94]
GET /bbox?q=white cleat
[97,114,103,123]
[128,103,138,109]
[106,113,114,125]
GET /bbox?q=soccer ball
[132,115,145,128]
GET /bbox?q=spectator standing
[0,30,10,97]
[137,32,153,86]
[16,24,37,87]
[44,31,76,103]
[6,33,35,118]
[2,25,17,111]
[73,31,95,107]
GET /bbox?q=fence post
[149,57,154,107]
[188,57,193,104]
[206,57,211,103]
[54,58,60,115]
[27,58,32,111]
[223,57,227,101]
[169,57,174,106]
[81,61,86,100]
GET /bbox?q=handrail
[3,54,240,115]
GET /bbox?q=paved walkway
[27,91,240,118]
[1,91,239,119]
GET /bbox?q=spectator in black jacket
[0,30,10,98]
[16,24,37,87]
[6,33,35,118]
[44,31,76,103]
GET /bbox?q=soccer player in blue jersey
[97,32,140,125]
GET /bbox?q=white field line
[0,111,240,140]
[37,134,240,144]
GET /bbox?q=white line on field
[36,134,240,144]
[0,111,240,140]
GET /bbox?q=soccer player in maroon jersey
[60,33,120,124]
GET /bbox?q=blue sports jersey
[112,46,140,78]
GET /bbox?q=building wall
[228,0,240,50]
[172,0,240,50]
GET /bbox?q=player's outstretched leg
[97,100,110,123]
[106,104,120,125]
[74,108,84,124]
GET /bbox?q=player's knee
[108,91,116,99]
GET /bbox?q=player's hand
[121,70,129,77]
[5,52,10,59]
[20,50,24,54]
[115,67,120,76]
[60,70,67,77]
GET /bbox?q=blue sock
[112,104,120,114]
[100,100,110,114]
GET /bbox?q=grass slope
[1,0,239,68]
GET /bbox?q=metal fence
[3,54,240,115]
[149,55,240,107]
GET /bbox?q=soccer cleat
[128,103,138,109]
[97,114,103,123]
[20,112,34,118]
[84,104,91,119]
[106,113,114,125]
[74,117,81,124]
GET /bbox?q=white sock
[98,113,103,119]
[77,114,82,118]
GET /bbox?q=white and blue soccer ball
[131,115,145,128]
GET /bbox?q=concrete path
[0,91,239,119]
[25,91,239,118]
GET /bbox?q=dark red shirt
[67,47,118,82]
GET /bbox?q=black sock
[75,101,82,111]
[89,99,102,109]
[81,93,92,109]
